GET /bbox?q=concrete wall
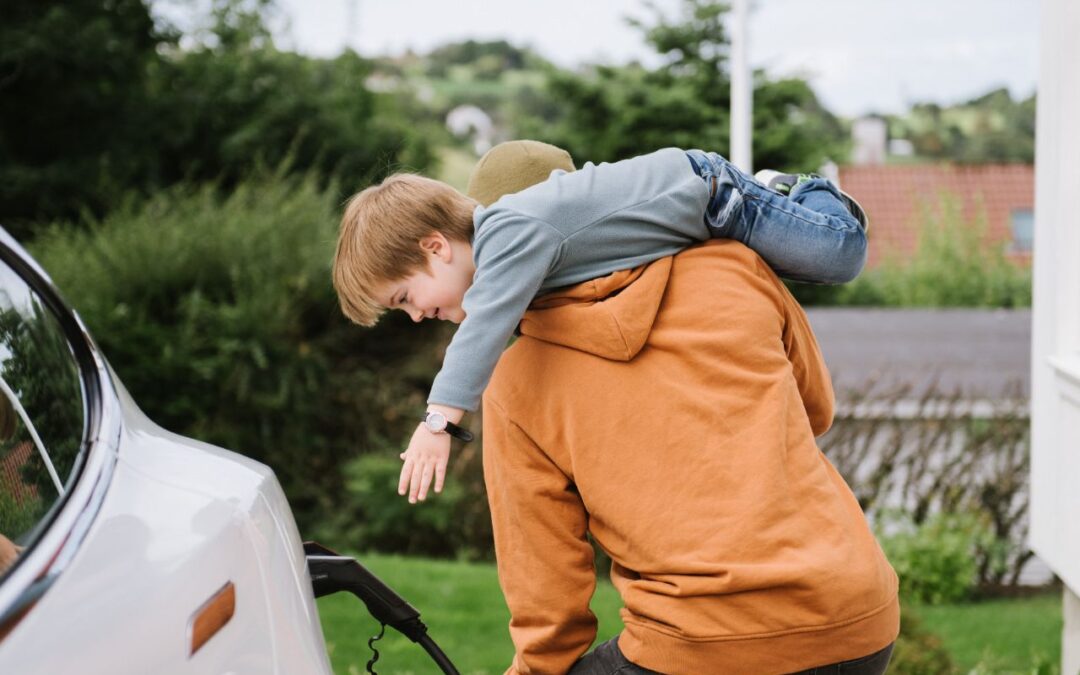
[1032,1,1080,671]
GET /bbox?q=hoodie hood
[519,256,672,361]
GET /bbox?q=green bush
[0,0,439,235]
[515,1,846,172]
[790,191,1032,308]
[29,170,448,532]
[822,387,1031,591]
[0,488,42,540]
[318,440,494,560]
[0,0,165,232]
[878,510,997,605]
[320,453,468,558]
[890,607,955,675]
[152,45,439,200]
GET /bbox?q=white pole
[0,376,64,495]
[345,0,359,51]
[730,0,753,173]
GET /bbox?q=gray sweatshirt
[428,147,711,411]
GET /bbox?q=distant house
[838,164,1034,268]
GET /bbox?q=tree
[516,0,846,170]
[0,0,438,236]
[0,0,170,235]
[890,88,1036,164]
[152,40,434,193]
[424,40,538,79]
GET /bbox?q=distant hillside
[887,88,1035,164]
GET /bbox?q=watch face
[425,412,448,432]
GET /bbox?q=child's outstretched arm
[398,403,465,503]
[398,216,566,503]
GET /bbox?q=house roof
[837,164,1034,268]
[0,441,38,504]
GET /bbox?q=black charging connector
[304,541,460,674]
[305,541,426,640]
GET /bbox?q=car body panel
[0,379,334,674]
[0,231,334,674]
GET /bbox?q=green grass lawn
[317,553,1062,675]
[911,593,1062,673]
[316,553,624,674]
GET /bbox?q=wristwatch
[422,411,475,442]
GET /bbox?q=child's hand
[398,422,452,503]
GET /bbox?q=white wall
[1031,0,1080,670]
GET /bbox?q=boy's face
[376,233,474,324]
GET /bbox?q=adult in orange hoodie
[482,240,899,674]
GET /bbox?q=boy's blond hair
[333,173,476,326]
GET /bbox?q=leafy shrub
[318,453,467,558]
[514,0,847,172]
[30,170,448,532]
[877,510,997,605]
[319,444,493,560]
[890,607,955,675]
[0,0,165,232]
[0,487,42,541]
[152,44,439,200]
[822,383,1032,591]
[790,191,1032,308]
[0,0,438,235]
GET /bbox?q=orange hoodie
[482,240,899,675]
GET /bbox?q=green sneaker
[755,169,817,195]
[754,169,869,233]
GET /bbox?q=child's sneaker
[754,169,869,233]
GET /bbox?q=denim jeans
[569,637,895,675]
[685,149,867,284]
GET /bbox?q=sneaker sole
[756,169,870,234]
[838,189,870,234]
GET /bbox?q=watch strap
[421,412,475,443]
[444,419,474,443]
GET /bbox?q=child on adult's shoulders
[332,140,869,503]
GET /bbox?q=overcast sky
[162,0,1041,117]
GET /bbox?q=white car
[0,230,457,674]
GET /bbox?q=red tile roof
[0,441,39,505]
[838,164,1034,268]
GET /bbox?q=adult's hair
[466,140,575,207]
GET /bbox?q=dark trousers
[568,637,895,675]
